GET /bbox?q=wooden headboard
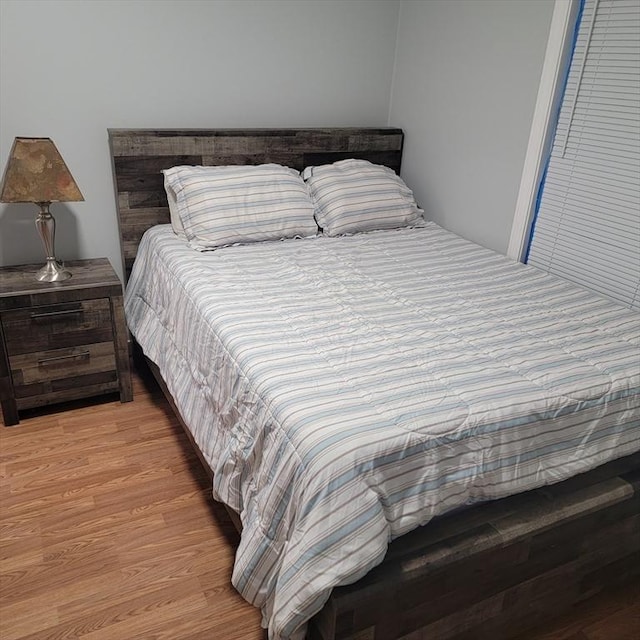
[108,127,404,281]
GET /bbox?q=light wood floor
[1,367,638,640]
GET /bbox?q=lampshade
[0,137,84,283]
[0,137,84,204]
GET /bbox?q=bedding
[163,163,317,250]
[163,172,186,238]
[124,222,640,640]
[302,158,423,235]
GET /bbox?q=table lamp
[0,137,84,282]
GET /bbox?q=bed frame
[109,128,640,640]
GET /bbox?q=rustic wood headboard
[108,127,404,281]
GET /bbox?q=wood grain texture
[0,259,123,307]
[2,299,113,355]
[108,128,404,280]
[0,259,132,425]
[146,348,640,640]
[0,368,264,640]
[108,128,640,640]
[0,366,638,640]
[309,457,640,640]
[0,317,18,425]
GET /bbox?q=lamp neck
[35,202,52,218]
[35,202,56,259]
[32,200,71,282]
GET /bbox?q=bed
[109,128,640,640]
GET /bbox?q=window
[511,0,639,310]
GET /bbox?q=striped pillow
[164,172,187,239]
[302,159,423,236]
[163,164,318,250]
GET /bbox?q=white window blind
[527,0,640,310]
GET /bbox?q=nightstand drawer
[1,299,114,355]
[10,342,118,405]
[1,258,133,425]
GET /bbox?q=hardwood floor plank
[4,566,124,625]
[0,547,44,577]
[1,367,637,640]
[582,603,640,640]
[1,600,59,640]
[17,589,208,640]
[515,576,640,640]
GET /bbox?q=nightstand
[0,258,133,426]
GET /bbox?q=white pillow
[164,173,186,238]
[163,164,318,250]
[302,159,423,236]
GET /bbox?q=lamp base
[36,258,72,282]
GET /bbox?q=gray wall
[0,0,400,281]
[0,0,556,280]
[390,0,554,255]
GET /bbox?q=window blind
[527,0,640,310]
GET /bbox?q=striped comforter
[124,223,640,640]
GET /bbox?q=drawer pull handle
[38,351,90,367]
[31,309,83,320]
